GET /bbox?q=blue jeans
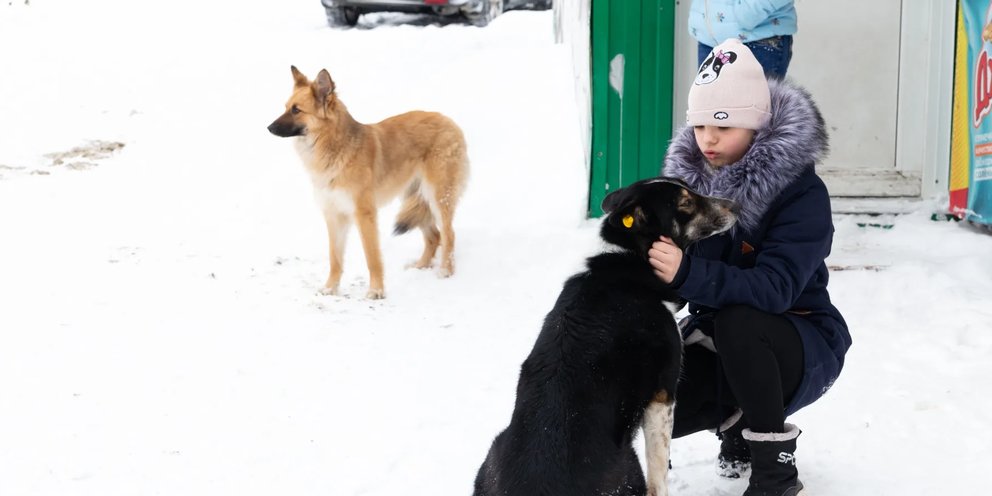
[697,35,793,80]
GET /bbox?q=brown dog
[268,66,469,299]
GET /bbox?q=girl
[649,39,851,496]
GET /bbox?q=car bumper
[322,0,473,7]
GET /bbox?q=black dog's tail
[394,180,435,235]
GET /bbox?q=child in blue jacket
[689,0,796,78]
[649,39,851,496]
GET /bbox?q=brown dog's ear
[291,66,309,87]
[314,69,336,103]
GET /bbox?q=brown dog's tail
[394,181,435,235]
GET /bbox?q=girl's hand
[648,236,683,284]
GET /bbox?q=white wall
[554,0,592,171]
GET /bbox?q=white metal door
[791,0,906,196]
[673,0,954,198]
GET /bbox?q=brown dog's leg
[421,128,465,278]
[354,199,385,299]
[430,186,457,278]
[643,391,675,496]
[416,225,440,269]
[320,209,350,296]
[396,189,439,269]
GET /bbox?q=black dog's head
[600,177,737,256]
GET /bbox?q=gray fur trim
[742,423,801,442]
[662,79,829,233]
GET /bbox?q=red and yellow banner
[952,0,992,224]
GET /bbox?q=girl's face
[693,125,755,168]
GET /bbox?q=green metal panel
[589,0,676,217]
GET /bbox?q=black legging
[672,305,805,437]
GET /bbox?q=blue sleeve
[733,0,794,31]
[677,184,832,314]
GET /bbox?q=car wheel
[465,0,503,27]
[325,6,359,28]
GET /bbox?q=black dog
[473,177,737,496]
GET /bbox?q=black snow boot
[740,423,805,496]
[716,409,751,479]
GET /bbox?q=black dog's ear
[602,185,648,230]
[606,205,647,230]
[601,187,628,214]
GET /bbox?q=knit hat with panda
[687,38,771,130]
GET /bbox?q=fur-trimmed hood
[662,78,829,233]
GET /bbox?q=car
[320,0,552,28]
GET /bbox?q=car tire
[465,0,503,27]
[325,6,360,28]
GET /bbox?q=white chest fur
[294,136,354,214]
[293,135,311,158]
[314,187,355,215]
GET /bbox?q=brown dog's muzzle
[267,113,305,137]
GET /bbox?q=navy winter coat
[662,79,851,415]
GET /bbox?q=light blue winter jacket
[689,0,797,47]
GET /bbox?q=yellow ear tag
[622,215,634,228]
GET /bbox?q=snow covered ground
[1,1,990,494]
